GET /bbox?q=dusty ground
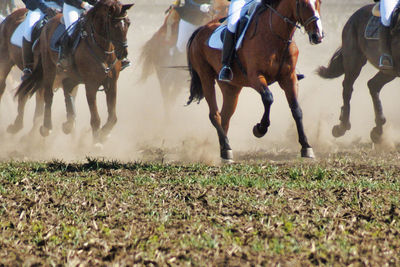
[1,1,400,266]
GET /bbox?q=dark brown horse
[139,0,228,117]
[187,0,323,162]
[16,0,133,144]
[0,8,47,135]
[318,4,398,143]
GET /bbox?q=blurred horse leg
[99,78,118,142]
[85,83,101,143]
[367,71,395,143]
[62,78,78,135]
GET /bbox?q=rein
[84,12,128,74]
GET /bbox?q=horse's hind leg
[367,71,395,143]
[332,49,366,137]
[62,79,78,135]
[85,83,101,143]
[7,93,28,134]
[23,89,45,138]
[0,62,12,105]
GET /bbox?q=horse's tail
[15,57,43,99]
[317,47,344,79]
[138,33,159,82]
[186,27,204,105]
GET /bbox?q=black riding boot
[21,38,33,81]
[57,34,71,69]
[218,30,236,82]
[379,25,393,70]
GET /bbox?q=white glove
[82,2,92,11]
[200,4,211,13]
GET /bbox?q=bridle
[295,0,319,29]
[85,9,129,73]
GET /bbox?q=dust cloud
[0,0,399,163]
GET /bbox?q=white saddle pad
[208,1,261,51]
[10,22,24,48]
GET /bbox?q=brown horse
[187,0,324,162]
[16,0,133,144]
[318,4,400,144]
[139,0,228,117]
[0,8,47,135]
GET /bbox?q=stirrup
[218,66,233,82]
[379,53,393,70]
[21,68,32,81]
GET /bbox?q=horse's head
[294,0,324,44]
[87,0,134,60]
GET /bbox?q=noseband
[296,0,319,29]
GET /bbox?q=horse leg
[280,74,314,158]
[40,71,56,137]
[367,71,395,143]
[0,62,12,105]
[62,79,78,135]
[85,84,101,143]
[99,79,118,142]
[7,93,28,134]
[24,88,45,138]
[251,75,274,138]
[332,51,366,138]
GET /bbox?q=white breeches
[176,19,199,53]
[63,3,84,36]
[23,9,45,41]
[22,2,61,41]
[227,0,252,33]
[380,0,398,26]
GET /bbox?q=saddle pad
[0,15,4,24]
[10,22,24,48]
[50,23,66,52]
[365,16,380,40]
[208,1,260,50]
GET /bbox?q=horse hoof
[370,127,383,144]
[253,124,267,138]
[62,121,75,135]
[301,147,315,159]
[7,124,22,134]
[332,125,346,138]
[40,126,51,137]
[221,158,235,164]
[221,149,233,161]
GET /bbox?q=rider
[58,0,131,70]
[21,0,62,81]
[174,0,212,54]
[218,0,253,82]
[379,0,398,70]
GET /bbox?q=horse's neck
[262,0,297,42]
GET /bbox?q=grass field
[1,148,400,266]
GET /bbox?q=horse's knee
[261,87,274,106]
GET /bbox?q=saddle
[366,2,400,39]
[208,1,262,51]
[10,17,48,49]
[50,18,83,54]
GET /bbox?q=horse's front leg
[24,88,45,138]
[99,78,118,142]
[367,71,394,144]
[62,79,78,135]
[251,75,274,138]
[7,93,28,134]
[280,74,314,158]
[85,83,101,143]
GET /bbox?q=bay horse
[187,0,324,162]
[16,0,133,144]
[139,0,228,117]
[318,4,399,143]
[0,8,48,135]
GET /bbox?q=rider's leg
[176,19,199,54]
[21,9,44,81]
[379,0,397,70]
[218,0,247,82]
[58,3,82,68]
